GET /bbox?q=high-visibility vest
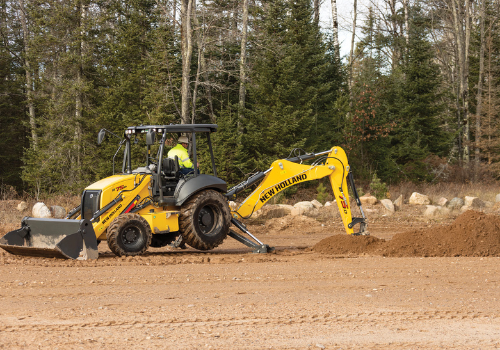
[167,144,193,168]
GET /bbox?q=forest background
[1,0,499,198]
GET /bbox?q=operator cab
[124,124,221,206]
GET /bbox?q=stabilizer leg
[230,218,274,253]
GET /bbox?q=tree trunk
[349,0,357,83]
[314,0,319,25]
[75,0,87,171]
[474,0,485,180]
[238,0,249,133]
[487,21,492,164]
[451,0,470,165]
[348,0,357,117]
[18,0,37,150]
[331,0,339,60]
[463,0,471,163]
[191,0,200,124]
[181,0,193,124]
[403,0,409,46]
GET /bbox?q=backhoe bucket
[0,217,98,260]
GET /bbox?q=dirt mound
[314,210,500,257]
[383,210,500,257]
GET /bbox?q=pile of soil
[313,210,500,257]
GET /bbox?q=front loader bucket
[0,217,98,260]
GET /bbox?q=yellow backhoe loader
[0,124,367,259]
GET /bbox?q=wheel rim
[197,205,217,235]
[119,224,144,249]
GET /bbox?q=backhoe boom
[231,147,367,235]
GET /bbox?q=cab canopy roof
[125,124,218,135]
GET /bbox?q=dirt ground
[1,201,500,349]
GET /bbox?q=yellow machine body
[82,174,179,240]
[0,122,366,260]
[233,147,357,235]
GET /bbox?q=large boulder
[50,205,67,219]
[291,201,315,216]
[464,196,485,209]
[424,205,451,218]
[310,199,323,209]
[380,199,395,215]
[436,197,448,207]
[393,195,403,211]
[409,192,430,205]
[253,204,293,219]
[32,202,52,218]
[359,194,377,205]
[447,197,464,210]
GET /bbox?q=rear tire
[179,190,230,250]
[107,213,152,257]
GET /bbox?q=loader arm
[231,147,366,235]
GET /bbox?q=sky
[320,0,367,59]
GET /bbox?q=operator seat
[160,155,180,198]
[162,156,180,180]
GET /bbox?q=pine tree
[385,9,452,181]
[241,0,341,173]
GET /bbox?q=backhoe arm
[231,147,367,235]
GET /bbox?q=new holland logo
[101,203,123,225]
[259,174,307,203]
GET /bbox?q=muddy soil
[1,202,500,349]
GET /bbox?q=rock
[253,204,293,219]
[294,201,315,210]
[464,196,485,209]
[436,197,448,207]
[365,208,379,214]
[324,201,332,207]
[460,205,472,213]
[228,201,238,211]
[17,201,28,211]
[32,202,52,218]
[359,194,377,205]
[447,197,464,210]
[310,199,323,209]
[484,201,494,208]
[424,205,438,217]
[291,207,305,216]
[50,205,66,219]
[424,205,451,218]
[496,194,500,202]
[292,201,315,215]
[440,206,452,216]
[393,195,403,210]
[409,192,430,205]
[380,199,395,215]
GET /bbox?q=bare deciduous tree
[18,0,37,149]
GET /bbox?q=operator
[167,136,196,175]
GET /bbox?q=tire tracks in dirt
[1,309,498,332]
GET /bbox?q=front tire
[179,190,230,250]
[107,213,152,257]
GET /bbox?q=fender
[175,174,227,206]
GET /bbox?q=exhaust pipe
[0,217,99,260]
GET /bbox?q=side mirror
[146,129,156,145]
[97,129,106,145]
